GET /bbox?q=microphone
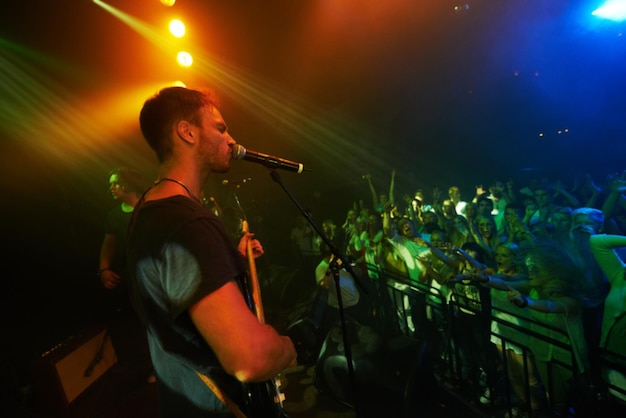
[222,178,252,185]
[231,144,307,174]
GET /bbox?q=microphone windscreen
[231,144,246,160]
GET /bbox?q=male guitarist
[128,86,297,418]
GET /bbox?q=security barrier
[361,263,626,418]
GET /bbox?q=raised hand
[608,171,626,194]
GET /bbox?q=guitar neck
[242,220,265,323]
[240,221,289,417]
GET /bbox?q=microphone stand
[267,169,366,418]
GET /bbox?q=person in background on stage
[99,166,148,292]
[98,166,154,381]
[128,86,296,417]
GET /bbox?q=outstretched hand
[453,271,488,285]
[506,285,527,307]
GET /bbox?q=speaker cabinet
[31,325,117,412]
[314,321,435,417]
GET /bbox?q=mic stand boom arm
[267,169,366,418]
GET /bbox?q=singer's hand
[238,232,264,259]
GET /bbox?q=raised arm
[601,174,626,232]
[590,233,626,285]
[388,169,396,208]
[506,289,579,315]
[553,180,581,208]
[363,174,380,211]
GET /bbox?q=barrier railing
[362,263,626,417]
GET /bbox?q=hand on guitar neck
[237,221,294,417]
[238,231,264,260]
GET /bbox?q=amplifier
[30,324,117,412]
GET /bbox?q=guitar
[240,219,290,418]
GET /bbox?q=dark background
[1,0,625,395]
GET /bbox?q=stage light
[177,51,193,67]
[160,0,176,7]
[453,4,470,13]
[169,19,185,38]
[592,0,626,22]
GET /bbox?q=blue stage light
[592,0,626,22]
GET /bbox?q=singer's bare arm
[189,281,297,382]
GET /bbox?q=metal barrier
[361,263,626,418]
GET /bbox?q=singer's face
[198,105,236,173]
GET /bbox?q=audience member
[381,211,431,335]
[488,180,514,216]
[321,218,341,250]
[363,170,396,215]
[551,206,573,246]
[448,214,473,248]
[470,214,503,269]
[553,179,582,209]
[341,207,359,254]
[568,208,610,370]
[481,242,541,411]
[521,195,538,227]
[448,185,468,218]
[449,243,494,396]
[590,233,626,405]
[484,240,589,416]
[601,173,626,235]
[354,213,384,279]
[314,245,366,336]
[475,194,495,217]
[502,203,534,244]
[528,183,561,226]
[571,174,602,209]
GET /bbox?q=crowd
[290,170,626,418]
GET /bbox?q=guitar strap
[195,370,247,418]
